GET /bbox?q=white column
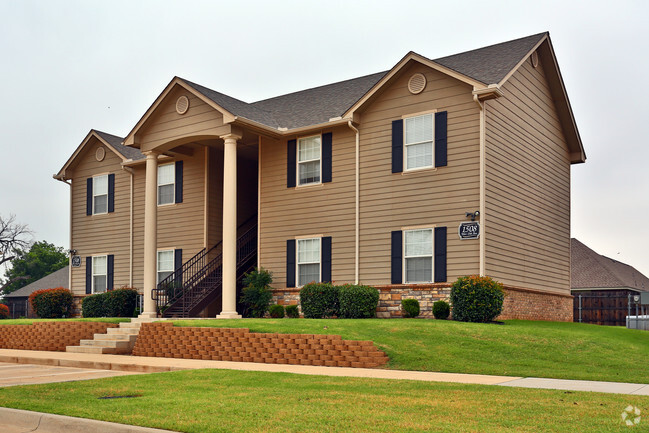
[140,151,159,318]
[217,134,242,319]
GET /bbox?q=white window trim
[92,174,109,215]
[403,112,435,172]
[157,249,175,284]
[403,228,434,284]
[157,163,175,206]
[91,254,108,294]
[297,135,322,186]
[296,237,321,287]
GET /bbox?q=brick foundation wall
[499,286,573,322]
[375,284,451,318]
[132,322,388,368]
[0,322,119,351]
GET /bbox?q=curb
[0,407,179,433]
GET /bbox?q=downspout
[122,166,135,287]
[347,120,360,284]
[473,95,486,276]
[54,174,73,295]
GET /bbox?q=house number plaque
[458,222,480,240]
[71,255,81,267]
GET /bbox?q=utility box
[641,292,649,305]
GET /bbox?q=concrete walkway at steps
[1,348,649,396]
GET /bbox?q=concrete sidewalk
[1,348,648,395]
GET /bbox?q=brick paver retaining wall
[132,322,389,368]
[0,322,119,352]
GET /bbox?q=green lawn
[171,319,649,384]
[0,318,130,325]
[0,369,646,433]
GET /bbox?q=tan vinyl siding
[259,128,357,288]
[137,86,226,152]
[485,57,571,294]
[68,138,131,295]
[358,63,480,285]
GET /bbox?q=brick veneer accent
[272,283,573,321]
[0,322,119,352]
[132,322,389,368]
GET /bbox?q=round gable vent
[176,96,190,115]
[95,147,105,162]
[408,73,427,95]
[531,51,539,68]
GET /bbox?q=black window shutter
[86,178,93,216]
[435,111,448,167]
[287,139,296,188]
[286,240,296,287]
[321,236,332,282]
[175,161,183,203]
[85,257,92,294]
[434,227,447,282]
[392,119,403,173]
[391,231,402,284]
[174,249,183,286]
[322,132,332,183]
[107,174,115,213]
[107,255,114,290]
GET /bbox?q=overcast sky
[1,0,648,277]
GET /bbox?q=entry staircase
[152,218,258,318]
[66,317,160,354]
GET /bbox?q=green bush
[239,267,273,318]
[432,300,450,320]
[338,284,379,318]
[28,287,73,318]
[299,282,339,318]
[0,303,9,319]
[401,298,420,318]
[269,304,285,318]
[82,287,139,318]
[450,275,505,323]
[285,304,299,318]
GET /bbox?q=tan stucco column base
[216,133,242,319]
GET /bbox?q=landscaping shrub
[285,304,299,318]
[269,304,285,318]
[450,275,504,323]
[28,287,73,318]
[338,284,379,318]
[432,300,450,320]
[239,267,273,318]
[82,287,139,318]
[299,282,339,318]
[0,303,9,319]
[401,298,420,318]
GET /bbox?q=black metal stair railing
[152,218,257,318]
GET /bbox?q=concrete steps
[66,317,160,355]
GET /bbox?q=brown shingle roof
[4,266,69,298]
[94,130,144,161]
[571,239,649,291]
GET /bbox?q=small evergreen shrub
[401,298,420,318]
[269,304,285,318]
[432,300,450,320]
[82,294,107,317]
[239,267,273,318]
[450,275,505,323]
[28,287,73,318]
[338,284,379,318]
[0,303,9,319]
[299,282,339,318]
[82,287,139,318]
[285,304,300,318]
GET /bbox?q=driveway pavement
[0,362,139,387]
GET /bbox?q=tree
[0,214,31,267]
[1,241,68,296]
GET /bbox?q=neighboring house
[54,32,585,321]
[3,266,69,318]
[571,238,649,325]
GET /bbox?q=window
[92,255,108,293]
[158,164,175,205]
[404,229,433,283]
[157,250,174,284]
[404,113,433,170]
[297,238,320,286]
[297,135,321,185]
[92,175,108,214]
